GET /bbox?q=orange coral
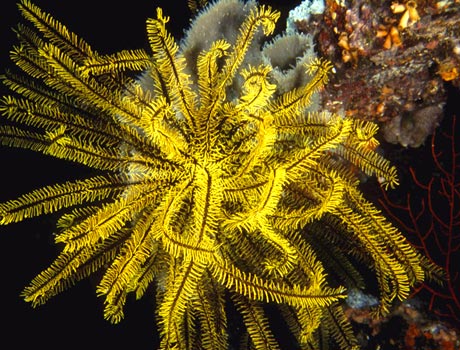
[337,31,359,65]
[376,24,402,50]
[391,0,420,29]
[438,59,460,81]
[377,1,420,50]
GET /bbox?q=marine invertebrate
[313,0,459,147]
[391,0,420,30]
[375,0,420,51]
[438,58,460,82]
[380,115,460,323]
[376,24,402,50]
[286,0,326,34]
[0,0,435,349]
[337,31,360,65]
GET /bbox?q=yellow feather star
[0,1,436,349]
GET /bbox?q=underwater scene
[0,0,459,349]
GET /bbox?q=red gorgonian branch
[379,115,460,323]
